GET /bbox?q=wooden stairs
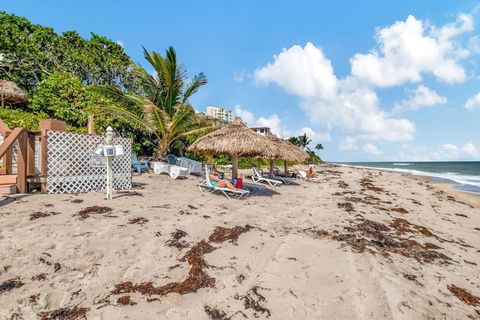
[0,175,17,195]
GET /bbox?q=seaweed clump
[38,307,89,320]
[208,225,251,244]
[76,206,112,220]
[447,285,480,307]
[0,278,24,294]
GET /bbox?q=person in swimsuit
[209,167,238,190]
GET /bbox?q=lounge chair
[251,167,282,186]
[199,165,250,199]
[166,154,178,165]
[297,169,321,183]
[131,154,150,174]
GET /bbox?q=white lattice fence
[47,131,132,194]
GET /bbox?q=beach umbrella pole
[269,159,274,178]
[232,154,239,179]
[284,160,288,176]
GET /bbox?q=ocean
[335,161,480,195]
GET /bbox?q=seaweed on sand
[337,202,355,212]
[76,206,112,220]
[117,295,137,306]
[165,229,189,249]
[0,278,24,294]
[236,286,271,318]
[359,178,385,193]
[332,219,451,264]
[38,307,89,320]
[204,305,247,320]
[128,217,149,225]
[30,211,50,220]
[208,225,251,244]
[447,285,480,307]
[111,226,251,301]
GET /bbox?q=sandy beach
[0,165,479,319]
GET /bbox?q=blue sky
[3,0,480,161]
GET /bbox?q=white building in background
[205,106,233,122]
[250,127,273,136]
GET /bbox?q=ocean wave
[339,164,480,190]
[393,163,411,166]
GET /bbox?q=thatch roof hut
[188,118,279,179]
[0,80,28,106]
[266,135,308,177]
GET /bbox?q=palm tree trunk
[157,142,169,160]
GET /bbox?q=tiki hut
[188,118,279,179]
[0,80,28,107]
[266,135,308,177]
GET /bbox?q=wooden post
[26,133,36,176]
[17,131,28,193]
[87,114,94,134]
[3,131,12,175]
[284,160,288,176]
[269,159,274,178]
[40,130,48,176]
[231,154,239,180]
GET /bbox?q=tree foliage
[97,47,210,159]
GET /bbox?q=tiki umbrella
[0,80,28,107]
[266,135,308,177]
[188,118,278,179]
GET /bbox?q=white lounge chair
[297,169,321,183]
[251,167,282,186]
[199,165,250,199]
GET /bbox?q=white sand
[0,165,479,319]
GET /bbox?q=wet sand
[0,165,479,319]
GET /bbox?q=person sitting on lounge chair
[209,167,238,190]
[307,167,316,178]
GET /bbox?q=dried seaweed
[76,206,112,220]
[204,306,247,320]
[391,207,409,214]
[31,273,47,281]
[337,202,354,212]
[338,180,349,189]
[71,199,83,204]
[166,229,189,249]
[30,211,50,220]
[332,219,451,264]
[28,293,40,304]
[208,225,251,244]
[239,286,271,318]
[117,295,137,306]
[38,307,89,320]
[448,285,480,307]
[0,278,24,294]
[359,178,385,192]
[128,217,149,225]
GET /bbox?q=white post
[106,126,113,200]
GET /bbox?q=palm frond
[183,72,207,103]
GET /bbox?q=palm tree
[96,47,209,159]
[315,143,324,151]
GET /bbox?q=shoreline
[331,163,480,208]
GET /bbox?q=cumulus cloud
[256,114,283,135]
[392,85,447,114]
[465,92,480,110]
[339,136,358,150]
[255,44,415,142]
[298,127,331,142]
[255,42,337,99]
[351,14,472,87]
[234,105,255,124]
[431,142,480,160]
[363,143,383,156]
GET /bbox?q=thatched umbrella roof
[0,80,28,106]
[266,135,308,162]
[188,118,279,179]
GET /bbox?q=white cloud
[351,14,472,87]
[255,42,337,99]
[255,44,415,143]
[465,92,480,110]
[392,85,447,114]
[339,136,358,150]
[363,143,383,156]
[461,142,480,158]
[256,114,282,136]
[298,127,331,142]
[234,105,255,124]
[233,70,247,82]
[431,142,480,160]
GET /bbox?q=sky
[3,0,480,162]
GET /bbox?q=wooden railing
[0,119,47,193]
